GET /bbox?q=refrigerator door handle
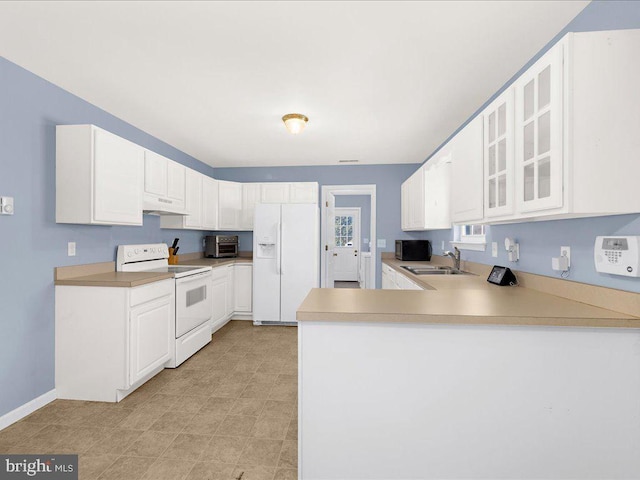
[276,222,282,275]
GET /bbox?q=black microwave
[395,240,432,261]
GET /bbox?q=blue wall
[335,195,372,252]
[0,57,217,418]
[213,164,424,289]
[419,0,640,294]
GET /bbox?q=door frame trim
[320,185,376,288]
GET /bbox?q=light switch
[492,242,498,257]
[0,196,14,215]
[68,242,76,257]
[377,239,386,248]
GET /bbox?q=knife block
[168,248,179,265]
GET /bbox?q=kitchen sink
[400,265,472,275]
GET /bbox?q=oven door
[216,242,238,257]
[175,271,213,337]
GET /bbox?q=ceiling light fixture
[282,113,309,135]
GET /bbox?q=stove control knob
[134,248,140,254]
[150,247,156,253]
[127,252,133,257]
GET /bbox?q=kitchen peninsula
[297,263,640,479]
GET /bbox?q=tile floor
[0,321,298,480]
[333,281,360,289]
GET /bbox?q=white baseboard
[231,314,253,321]
[0,389,57,431]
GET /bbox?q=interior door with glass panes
[484,89,515,218]
[332,208,360,282]
[515,42,564,213]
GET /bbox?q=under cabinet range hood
[143,194,186,215]
[143,150,187,215]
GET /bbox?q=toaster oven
[205,235,238,258]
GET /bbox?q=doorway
[320,185,376,289]
[333,207,361,283]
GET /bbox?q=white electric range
[116,243,213,367]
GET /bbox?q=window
[334,215,354,247]
[451,224,487,252]
[461,224,485,241]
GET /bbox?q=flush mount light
[282,113,309,135]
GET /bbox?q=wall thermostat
[594,236,640,277]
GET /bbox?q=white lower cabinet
[225,264,235,318]
[381,264,398,289]
[129,294,174,385]
[381,264,423,290]
[211,266,230,332]
[396,273,423,290]
[210,262,253,332]
[55,279,175,402]
[234,264,253,313]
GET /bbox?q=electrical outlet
[0,196,14,215]
[561,246,571,267]
[202,238,206,247]
[492,242,498,257]
[68,242,76,257]
[441,241,445,250]
[377,239,386,248]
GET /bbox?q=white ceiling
[0,1,588,168]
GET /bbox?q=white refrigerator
[253,203,319,324]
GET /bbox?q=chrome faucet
[443,247,461,270]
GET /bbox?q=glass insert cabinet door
[514,41,564,213]
[483,88,515,218]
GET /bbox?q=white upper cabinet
[401,156,451,231]
[290,182,318,204]
[202,176,219,230]
[261,183,290,203]
[167,160,186,206]
[400,182,410,231]
[479,29,640,223]
[241,183,262,230]
[143,150,186,214]
[450,116,484,224]
[400,168,424,231]
[160,168,204,230]
[514,41,564,214]
[568,29,640,216]
[483,88,515,220]
[218,180,243,230]
[423,157,452,230]
[56,125,144,226]
[183,169,203,228]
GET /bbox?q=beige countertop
[177,256,252,267]
[297,258,640,328]
[54,255,252,287]
[54,271,174,288]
